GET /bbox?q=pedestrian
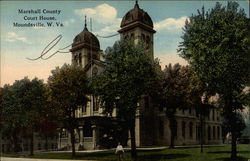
[115,142,124,161]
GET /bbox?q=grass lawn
[2,144,250,161]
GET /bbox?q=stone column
[57,128,61,149]
[82,49,89,68]
[79,126,84,145]
[177,120,182,144]
[68,130,71,149]
[92,125,97,149]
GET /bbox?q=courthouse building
[0,1,223,153]
[57,1,222,150]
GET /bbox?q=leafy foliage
[47,64,89,156]
[92,41,159,119]
[91,40,160,159]
[1,77,47,153]
[178,2,250,158]
[179,2,250,96]
[162,64,190,115]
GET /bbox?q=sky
[0,0,249,86]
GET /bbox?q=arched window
[146,36,150,49]
[73,54,78,66]
[130,33,134,40]
[141,33,145,41]
[79,53,82,67]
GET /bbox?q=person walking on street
[115,142,124,161]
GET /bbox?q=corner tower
[70,16,101,68]
[118,0,156,59]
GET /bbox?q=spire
[84,15,88,31]
[134,0,139,9]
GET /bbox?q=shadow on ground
[216,156,249,161]
[176,146,224,149]
[208,151,250,154]
[136,153,190,161]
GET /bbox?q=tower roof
[120,1,153,29]
[71,16,100,52]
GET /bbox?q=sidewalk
[0,157,96,161]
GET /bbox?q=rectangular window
[197,125,201,141]
[81,105,86,113]
[217,112,220,121]
[212,109,215,121]
[182,122,186,139]
[213,126,216,139]
[196,109,199,117]
[189,122,193,138]
[208,126,211,140]
[159,120,164,137]
[217,126,220,139]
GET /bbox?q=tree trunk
[129,118,137,160]
[70,127,76,157]
[169,117,176,149]
[231,130,237,159]
[225,95,238,160]
[30,132,34,156]
[45,134,48,151]
[231,111,237,159]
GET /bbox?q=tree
[185,69,215,152]
[0,87,7,130]
[91,40,159,160]
[2,78,47,155]
[161,64,191,148]
[47,64,89,156]
[179,2,250,159]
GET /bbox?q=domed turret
[120,1,153,28]
[118,0,155,59]
[71,16,101,68]
[118,0,155,33]
[71,18,100,52]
